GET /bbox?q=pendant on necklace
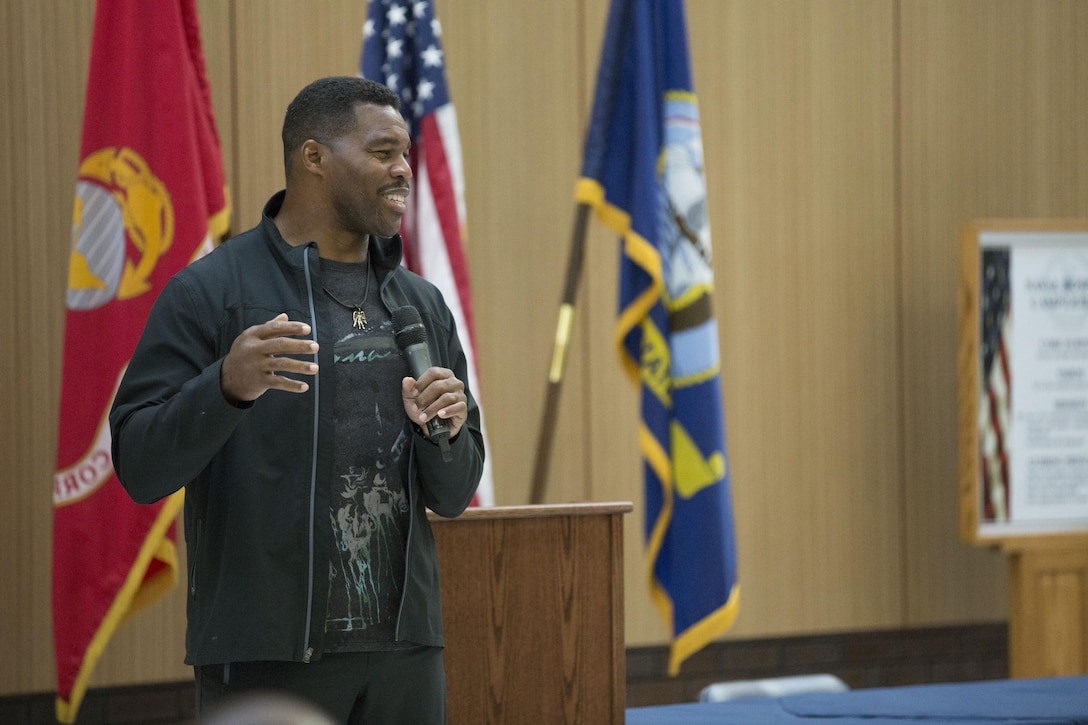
[352,308,367,329]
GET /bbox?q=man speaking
[110,76,485,723]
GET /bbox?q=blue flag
[576,0,739,675]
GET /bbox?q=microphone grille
[391,305,422,330]
[392,305,426,348]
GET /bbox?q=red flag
[362,0,494,506]
[52,0,229,720]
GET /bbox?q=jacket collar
[259,190,405,281]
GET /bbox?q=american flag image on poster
[980,248,1011,522]
[361,0,493,505]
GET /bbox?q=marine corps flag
[52,0,229,720]
[576,0,739,674]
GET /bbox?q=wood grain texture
[900,0,1088,623]
[431,505,629,724]
[1,0,98,696]
[1007,543,1088,677]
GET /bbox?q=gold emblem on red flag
[68,147,174,310]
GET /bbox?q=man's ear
[300,139,325,174]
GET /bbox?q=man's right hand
[220,313,319,403]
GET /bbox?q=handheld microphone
[392,305,452,462]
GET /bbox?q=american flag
[362,0,493,506]
[980,248,1011,522]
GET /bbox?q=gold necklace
[323,256,371,329]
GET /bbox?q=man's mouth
[383,188,409,208]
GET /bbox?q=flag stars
[387,3,408,26]
[363,19,375,38]
[363,0,449,123]
[421,44,443,68]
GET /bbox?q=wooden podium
[429,502,632,724]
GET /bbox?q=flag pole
[530,202,592,504]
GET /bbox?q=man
[110,76,485,723]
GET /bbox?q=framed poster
[959,219,1088,544]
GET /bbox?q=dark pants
[195,647,447,724]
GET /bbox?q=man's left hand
[402,367,467,441]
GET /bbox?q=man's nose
[392,156,413,179]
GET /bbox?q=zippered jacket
[109,191,485,666]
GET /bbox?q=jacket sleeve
[413,303,486,517]
[109,274,249,504]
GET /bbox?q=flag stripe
[417,112,478,353]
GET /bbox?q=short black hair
[281,76,401,173]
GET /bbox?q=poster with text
[979,230,1088,537]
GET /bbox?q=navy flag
[576,0,740,674]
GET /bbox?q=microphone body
[392,306,453,462]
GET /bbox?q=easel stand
[1004,534,1088,678]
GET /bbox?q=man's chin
[380,220,405,238]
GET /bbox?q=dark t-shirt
[320,258,412,652]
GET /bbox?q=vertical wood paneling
[437,0,592,506]
[0,0,96,696]
[230,0,366,230]
[899,0,1088,624]
[653,0,901,638]
[198,0,236,221]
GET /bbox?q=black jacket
[109,191,485,665]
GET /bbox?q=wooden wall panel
[199,0,236,220]
[899,0,1088,624]
[229,0,366,229]
[437,0,594,507]
[0,0,96,696]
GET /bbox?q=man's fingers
[252,313,311,340]
[268,355,318,373]
[221,315,318,402]
[406,371,466,417]
[269,337,319,357]
[264,371,311,394]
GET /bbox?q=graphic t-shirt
[321,258,412,652]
